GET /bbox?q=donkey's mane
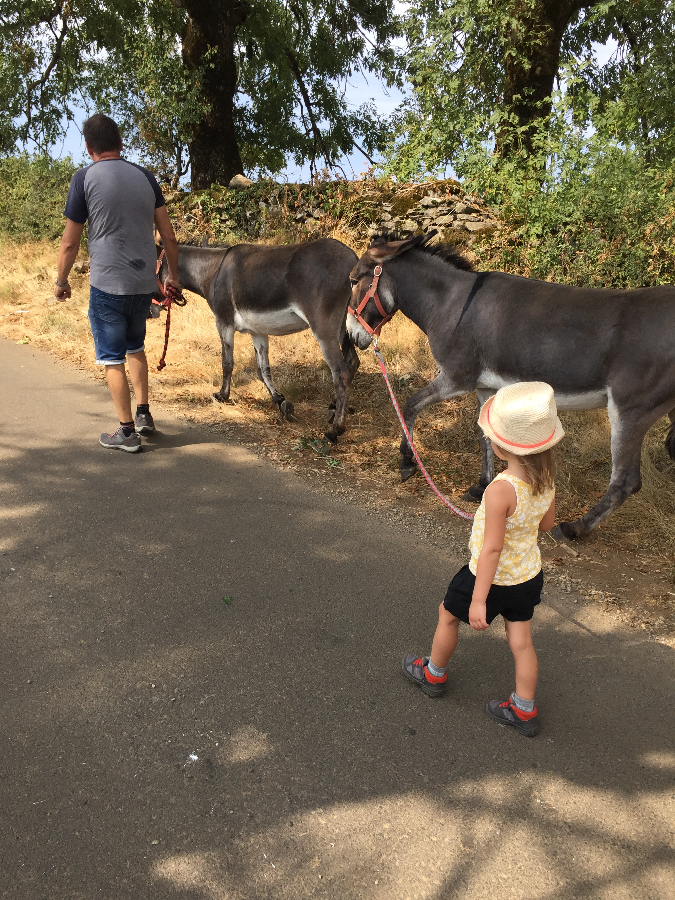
[370,233,474,272]
[417,241,475,271]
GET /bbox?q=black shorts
[443,564,543,624]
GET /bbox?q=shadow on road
[1,344,674,900]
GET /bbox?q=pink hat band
[487,401,556,450]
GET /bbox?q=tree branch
[350,137,375,165]
[25,9,70,129]
[285,47,331,168]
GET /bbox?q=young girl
[403,381,564,737]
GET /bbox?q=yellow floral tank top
[468,472,554,585]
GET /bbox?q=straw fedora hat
[478,382,564,455]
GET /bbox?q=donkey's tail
[666,415,675,461]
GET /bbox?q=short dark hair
[82,114,122,153]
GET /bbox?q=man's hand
[56,218,84,302]
[163,276,181,293]
[469,599,489,631]
[54,281,71,301]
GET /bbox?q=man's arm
[154,205,180,289]
[55,219,85,301]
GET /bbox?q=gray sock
[427,659,446,678]
[511,691,535,713]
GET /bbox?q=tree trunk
[496,0,598,158]
[178,0,250,189]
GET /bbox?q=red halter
[348,264,394,337]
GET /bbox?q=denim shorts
[88,286,153,365]
[443,564,543,624]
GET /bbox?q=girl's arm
[469,481,514,631]
[539,497,556,532]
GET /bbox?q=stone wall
[164,178,501,249]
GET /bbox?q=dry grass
[2,239,674,568]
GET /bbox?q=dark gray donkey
[158,239,360,442]
[348,232,675,540]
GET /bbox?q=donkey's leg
[328,330,359,416]
[465,390,496,502]
[341,330,361,377]
[251,334,292,421]
[213,319,234,403]
[399,373,466,481]
[314,336,355,444]
[555,405,657,540]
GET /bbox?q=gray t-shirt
[64,159,165,295]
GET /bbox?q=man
[55,113,180,452]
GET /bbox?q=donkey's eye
[350,278,358,287]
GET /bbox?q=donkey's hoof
[463,484,484,503]
[212,391,229,403]
[400,465,417,483]
[551,522,580,542]
[280,399,295,421]
[324,429,339,445]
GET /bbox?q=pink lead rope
[372,341,475,522]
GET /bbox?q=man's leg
[127,350,149,406]
[104,363,133,423]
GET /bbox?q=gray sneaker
[402,654,447,698]
[99,426,142,453]
[134,411,155,434]
[486,698,539,736]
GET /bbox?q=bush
[0,155,76,242]
[472,150,675,289]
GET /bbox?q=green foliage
[0,0,145,153]
[0,0,400,184]
[383,0,512,180]
[88,1,205,187]
[0,154,75,241]
[565,0,675,166]
[383,0,675,181]
[233,0,399,178]
[464,91,675,288]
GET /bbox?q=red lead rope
[154,250,187,371]
[372,343,475,521]
[156,283,187,372]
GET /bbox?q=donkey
[348,232,675,540]
[158,239,361,442]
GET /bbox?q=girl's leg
[504,619,538,700]
[430,603,461,669]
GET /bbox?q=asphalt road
[1,336,674,900]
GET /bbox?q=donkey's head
[347,232,439,347]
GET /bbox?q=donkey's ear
[369,230,438,262]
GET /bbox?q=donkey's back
[221,238,357,314]
[463,271,675,398]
